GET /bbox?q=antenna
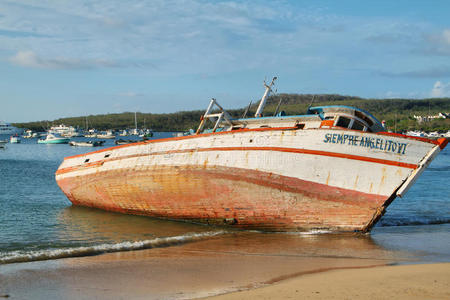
[242,100,252,118]
[308,95,316,109]
[273,98,283,116]
[254,76,277,118]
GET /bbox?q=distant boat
[22,130,36,138]
[10,135,20,144]
[139,129,153,139]
[49,124,81,137]
[0,140,6,148]
[0,122,22,136]
[62,131,84,138]
[84,131,98,138]
[129,112,139,136]
[405,130,425,137]
[97,130,116,139]
[38,133,70,144]
[426,131,439,138]
[69,141,105,147]
[114,139,136,145]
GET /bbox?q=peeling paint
[56,127,443,232]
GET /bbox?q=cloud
[385,91,401,98]
[421,29,450,56]
[430,81,450,97]
[119,91,144,97]
[376,66,450,78]
[0,0,350,74]
[0,29,51,38]
[365,33,412,44]
[9,50,122,69]
[442,29,450,44]
[0,0,446,79]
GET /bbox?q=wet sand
[0,231,446,299]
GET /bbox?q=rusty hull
[57,165,387,232]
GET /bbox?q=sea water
[0,135,449,265]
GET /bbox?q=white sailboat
[129,112,139,135]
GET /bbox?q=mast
[134,112,137,132]
[254,76,277,118]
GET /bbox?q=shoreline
[2,248,448,300]
[1,227,449,299]
[0,233,396,300]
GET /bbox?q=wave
[427,166,450,172]
[0,230,225,265]
[378,218,450,227]
[285,229,332,235]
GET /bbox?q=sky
[1,0,450,122]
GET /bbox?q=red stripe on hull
[56,165,388,232]
[55,146,418,176]
[63,127,442,161]
[63,126,299,160]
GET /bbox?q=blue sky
[1,0,450,122]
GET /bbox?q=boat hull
[57,165,388,231]
[38,138,70,144]
[55,128,447,232]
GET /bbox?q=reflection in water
[57,206,221,243]
[0,206,229,264]
[182,231,399,262]
[58,206,402,263]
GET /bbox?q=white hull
[56,128,446,231]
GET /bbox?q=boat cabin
[306,106,385,133]
[196,78,385,134]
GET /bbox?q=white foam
[0,230,226,264]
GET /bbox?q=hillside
[13,95,450,133]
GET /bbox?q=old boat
[55,78,448,232]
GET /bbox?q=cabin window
[295,123,305,129]
[336,117,351,128]
[84,158,90,163]
[104,154,110,158]
[354,111,374,126]
[351,121,365,131]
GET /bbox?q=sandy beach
[208,263,450,300]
